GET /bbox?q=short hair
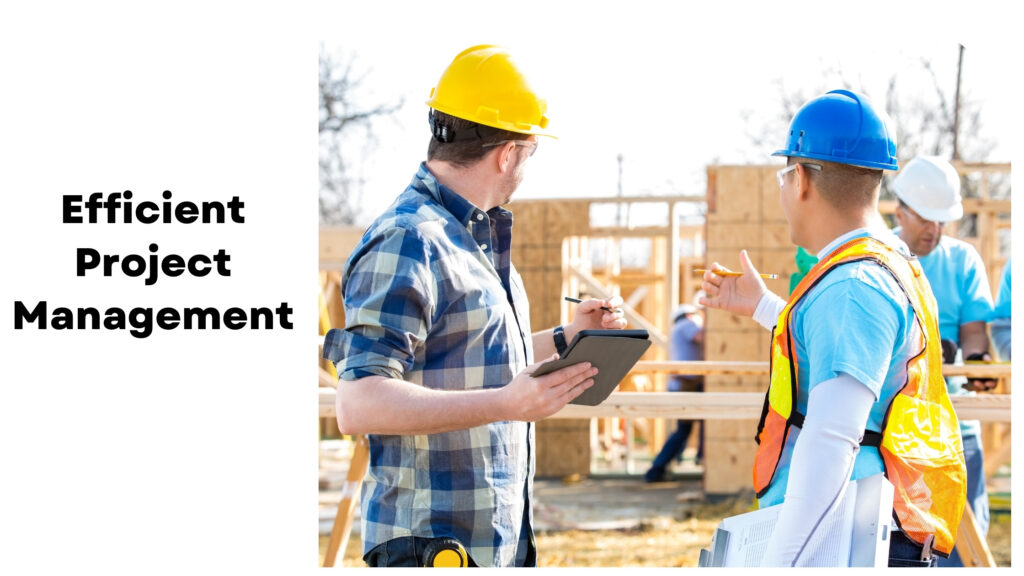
[796,159,883,211]
[426,110,529,167]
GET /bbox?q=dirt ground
[319,476,1011,567]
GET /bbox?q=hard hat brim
[771,150,898,171]
[901,198,964,224]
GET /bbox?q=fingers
[604,295,624,309]
[701,262,727,306]
[574,298,608,315]
[565,376,596,401]
[524,353,560,376]
[550,362,596,385]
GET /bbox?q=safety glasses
[776,162,822,189]
[898,203,947,229]
[482,140,538,157]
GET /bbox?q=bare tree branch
[319,45,404,226]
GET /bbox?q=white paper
[702,473,893,567]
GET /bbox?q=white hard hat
[672,304,697,323]
[692,290,706,309]
[892,156,963,223]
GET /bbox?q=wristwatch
[553,325,568,356]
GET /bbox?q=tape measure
[422,538,469,568]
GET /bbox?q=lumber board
[318,390,1011,422]
[955,504,996,567]
[319,227,365,270]
[707,165,762,221]
[322,435,369,567]
[705,222,761,250]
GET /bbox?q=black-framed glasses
[482,140,538,157]
[776,162,822,188]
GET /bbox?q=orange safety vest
[753,236,967,556]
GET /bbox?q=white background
[0,1,1019,573]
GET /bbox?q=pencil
[694,268,779,280]
[563,296,614,312]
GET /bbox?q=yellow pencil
[694,268,779,280]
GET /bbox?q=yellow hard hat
[427,45,553,137]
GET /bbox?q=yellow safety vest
[753,236,966,556]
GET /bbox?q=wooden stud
[322,435,370,567]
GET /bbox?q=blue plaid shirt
[323,163,536,567]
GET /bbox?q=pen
[694,268,779,280]
[564,296,614,312]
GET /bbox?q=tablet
[532,329,651,406]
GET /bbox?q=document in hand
[697,473,895,567]
[531,329,651,406]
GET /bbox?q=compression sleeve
[759,373,875,567]
[753,291,787,331]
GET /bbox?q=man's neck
[426,159,495,212]
[803,207,883,255]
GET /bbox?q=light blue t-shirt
[760,230,918,507]
[915,234,994,438]
[992,261,1011,361]
[917,235,994,342]
[994,260,1011,321]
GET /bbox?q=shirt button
[475,212,484,221]
[480,243,488,250]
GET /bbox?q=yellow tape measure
[423,538,469,568]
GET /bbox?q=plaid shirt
[323,163,536,567]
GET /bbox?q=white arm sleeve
[759,373,877,567]
[753,292,787,331]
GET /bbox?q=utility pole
[616,153,624,226]
[952,44,964,161]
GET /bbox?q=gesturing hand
[699,250,768,317]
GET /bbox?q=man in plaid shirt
[323,45,627,567]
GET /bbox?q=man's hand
[498,355,598,421]
[698,250,768,317]
[565,295,627,343]
[964,352,999,392]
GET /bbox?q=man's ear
[796,164,813,201]
[496,141,515,174]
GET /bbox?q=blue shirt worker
[645,303,704,482]
[892,155,995,567]
[322,45,627,568]
[700,90,966,567]
[991,261,1011,361]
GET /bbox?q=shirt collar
[817,225,909,260]
[415,162,490,228]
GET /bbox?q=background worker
[892,155,995,567]
[644,301,705,482]
[700,89,965,567]
[991,261,1011,361]
[323,45,627,567]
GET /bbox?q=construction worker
[991,261,1011,361]
[700,90,966,567]
[891,155,995,567]
[644,301,705,482]
[322,45,627,567]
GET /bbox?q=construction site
[317,162,1011,567]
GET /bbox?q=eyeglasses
[776,162,822,189]
[898,204,946,229]
[482,140,539,157]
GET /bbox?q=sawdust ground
[319,496,1010,567]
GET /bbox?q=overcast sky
[318,1,1017,225]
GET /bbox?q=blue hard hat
[772,89,898,171]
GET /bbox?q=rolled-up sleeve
[323,225,435,381]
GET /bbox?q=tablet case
[532,329,651,406]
